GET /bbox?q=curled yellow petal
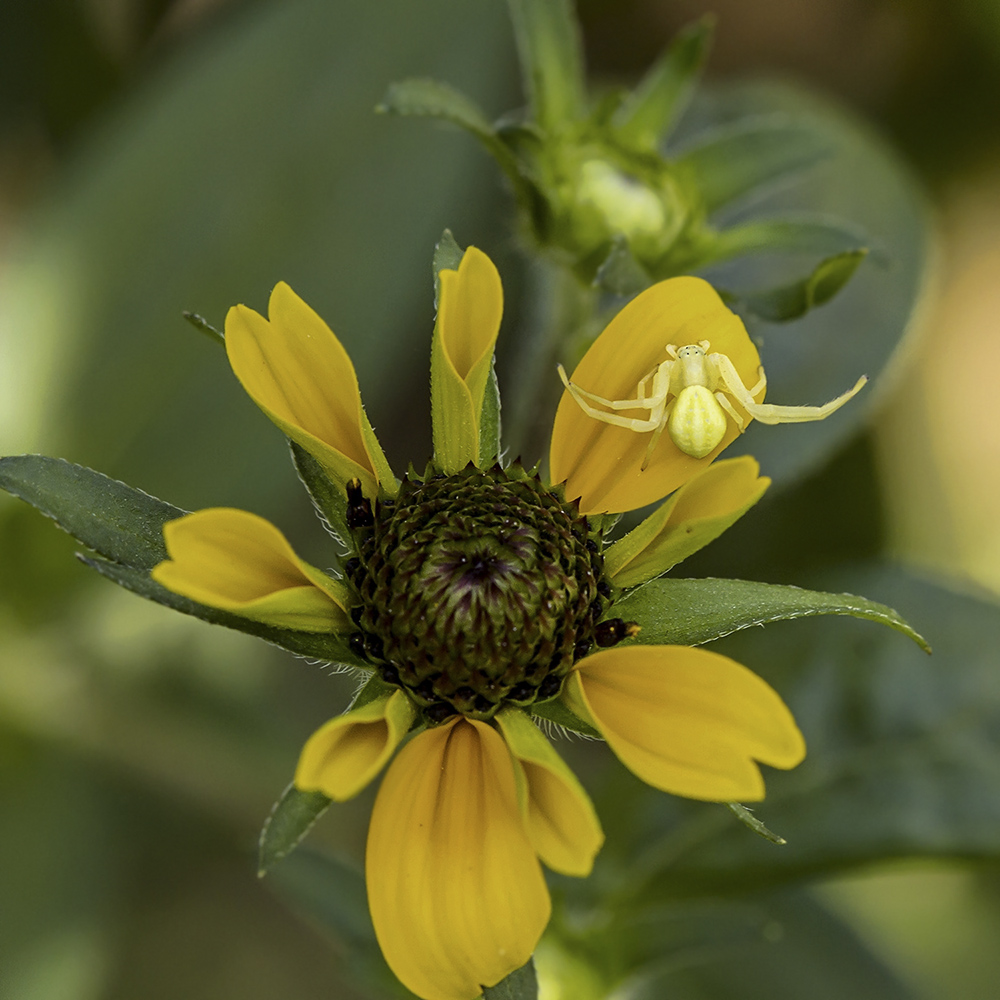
[549,276,761,513]
[225,282,394,498]
[431,247,504,473]
[496,707,604,877]
[151,508,351,632]
[604,456,770,588]
[366,718,550,1000]
[294,690,415,801]
[564,646,805,803]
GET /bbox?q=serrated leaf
[724,249,868,322]
[608,567,1000,901]
[483,958,538,1000]
[613,576,929,651]
[258,784,331,876]
[613,16,714,150]
[0,455,183,570]
[675,116,834,215]
[531,698,601,739]
[80,555,365,664]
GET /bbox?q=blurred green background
[2,1,1000,998]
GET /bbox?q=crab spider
[558,340,867,466]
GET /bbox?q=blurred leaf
[80,554,363,664]
[615,890,917,1000]
[483,958,538,999]
[678,81,930,489]
[593,235,649,296]
[676,115,834,214]
[724,249,869,322]
[613,577,929,651]
[708,214,874,262]
[612,17,714,150]
[259,784,331,876]
[267,847,407,996]
[0,750,119,1000]
[506,0,585,131]
[612,566,1000,900]
[0,454,182,569]
[0,0,515,514]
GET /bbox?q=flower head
[151,246,804,1000]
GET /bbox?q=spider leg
[715,392,744,431]
[748,366,766,399]
[640,406,673,471]
[713,354,867,425]
[558,364,664,412]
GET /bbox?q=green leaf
[80,555,365,664]
[1,0,515,507]
[266,848,406,995]
[613,576,929,652]
[0,455,183,570]
[432,228,466,309]
[181,310,225,345]
[728,803,786,845]
[379,78,535,216]
[613,16,714,150]
[675,116,834,215]
[479,356,502,468]
[258,784,331,876]
[290,440,350,544]
[613,890,917,1000]
[706,214,873,263]
[506,0,585,130]
[609,566,1000,901]
[593,235,650,296]
[723,249,869,322]
[483,958,538,1000]
[531,697,601,739]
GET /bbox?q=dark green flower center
[344,464,619,722]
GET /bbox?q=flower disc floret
[345,463,615,722]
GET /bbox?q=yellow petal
[225,282,394,498]
[604,456,770,588]
[549,276,761,513]
[294,690,415,800]
[367,718,550,1000]
[151,508,351,632]
[495,708,604,877]
[564,646,805,802]
[431,247,504,473]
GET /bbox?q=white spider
[558,340,867,467]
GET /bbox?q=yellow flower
[151,247,804,1000]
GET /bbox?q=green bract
[379,0,870,314]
